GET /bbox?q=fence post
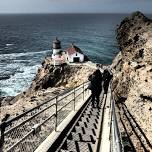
[0,121,6,152]
[73,88,76,111]
[83,82,85,101]
[55,96,58,132]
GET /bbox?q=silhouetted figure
[103,69,113,94]
[88,69,102,108]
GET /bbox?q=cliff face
[29,57,95,91]
[0,57,96,121]
[112,12,152,144]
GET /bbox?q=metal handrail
[0,81,90,152]
[7,113,56,152]
[0,81,88,128]
[1,82,86,128]
[4,103,56,136]
[110,91,124,152]
[2,95,57,127]
[57,99,74,113]
[7,130,34,152]
[57,83,84,103]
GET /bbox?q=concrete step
[76,141,94,152]
[82,113,100,120]
[68,132,95,143]
[62,139,94,152]
[62,140,77,152]
[79,116,90,123]
[60,150,71,152]
[72,126,85,134]
[79,115,99,124]
[84,109,100,116]
[68,132,81,141]
[85,105,100,111]
[78,121,98,130]
[73,126,97,136]
[85,106,93,111]
[84,114,99,121]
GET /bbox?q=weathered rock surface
[29,58,95,91]
[0,57,96,121]
[112,11,152,148]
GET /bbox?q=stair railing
[0,81,90,152]
[110,89,124,152]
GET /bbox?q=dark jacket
[103,69,113,94]
[103,69,113,83]
[88,70,102,93]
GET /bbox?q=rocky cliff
[111,11,152,148]
[29,58,95,91]
[0,57,96,121]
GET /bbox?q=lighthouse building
[51,38,89,66]
[52,38,66,66]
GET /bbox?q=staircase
[54,92,106,152]
[35,83,124,152]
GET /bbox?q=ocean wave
[0,50,51,96]
[0,64,40,96]
[6,43,14,47]
[0,50,51,58]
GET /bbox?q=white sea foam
[0,50,51,58]
[0,64,40,96]
[0,50,51,96]
[6,43,14,47]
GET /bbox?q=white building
[51,39,89,65]
[65,43,86,63]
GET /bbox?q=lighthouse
[52,38,65,66]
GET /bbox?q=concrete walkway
[99,89,112,152]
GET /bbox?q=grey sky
[0,0,152,14]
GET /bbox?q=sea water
[0,14,151,96]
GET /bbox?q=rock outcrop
[29,57,95,92]
[112,11,152,146]
[0,57,96,121]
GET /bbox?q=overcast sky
[0,0,152,14]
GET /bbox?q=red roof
[65,44,84,55]
[65,43,90,61]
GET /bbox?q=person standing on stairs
[103,69,113,94]
[88,69,103,108]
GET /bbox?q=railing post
[0,122,6,152]
[73,88,76,111]
[83,82,85,101]
[55,96,58,132]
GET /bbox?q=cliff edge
[0,58,96,121]
[112,11,152,147]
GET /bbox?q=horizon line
[0,12,152,15]
[0,12,130,14]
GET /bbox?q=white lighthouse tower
[52,38,65,66]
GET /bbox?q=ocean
[0,14,151,97]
